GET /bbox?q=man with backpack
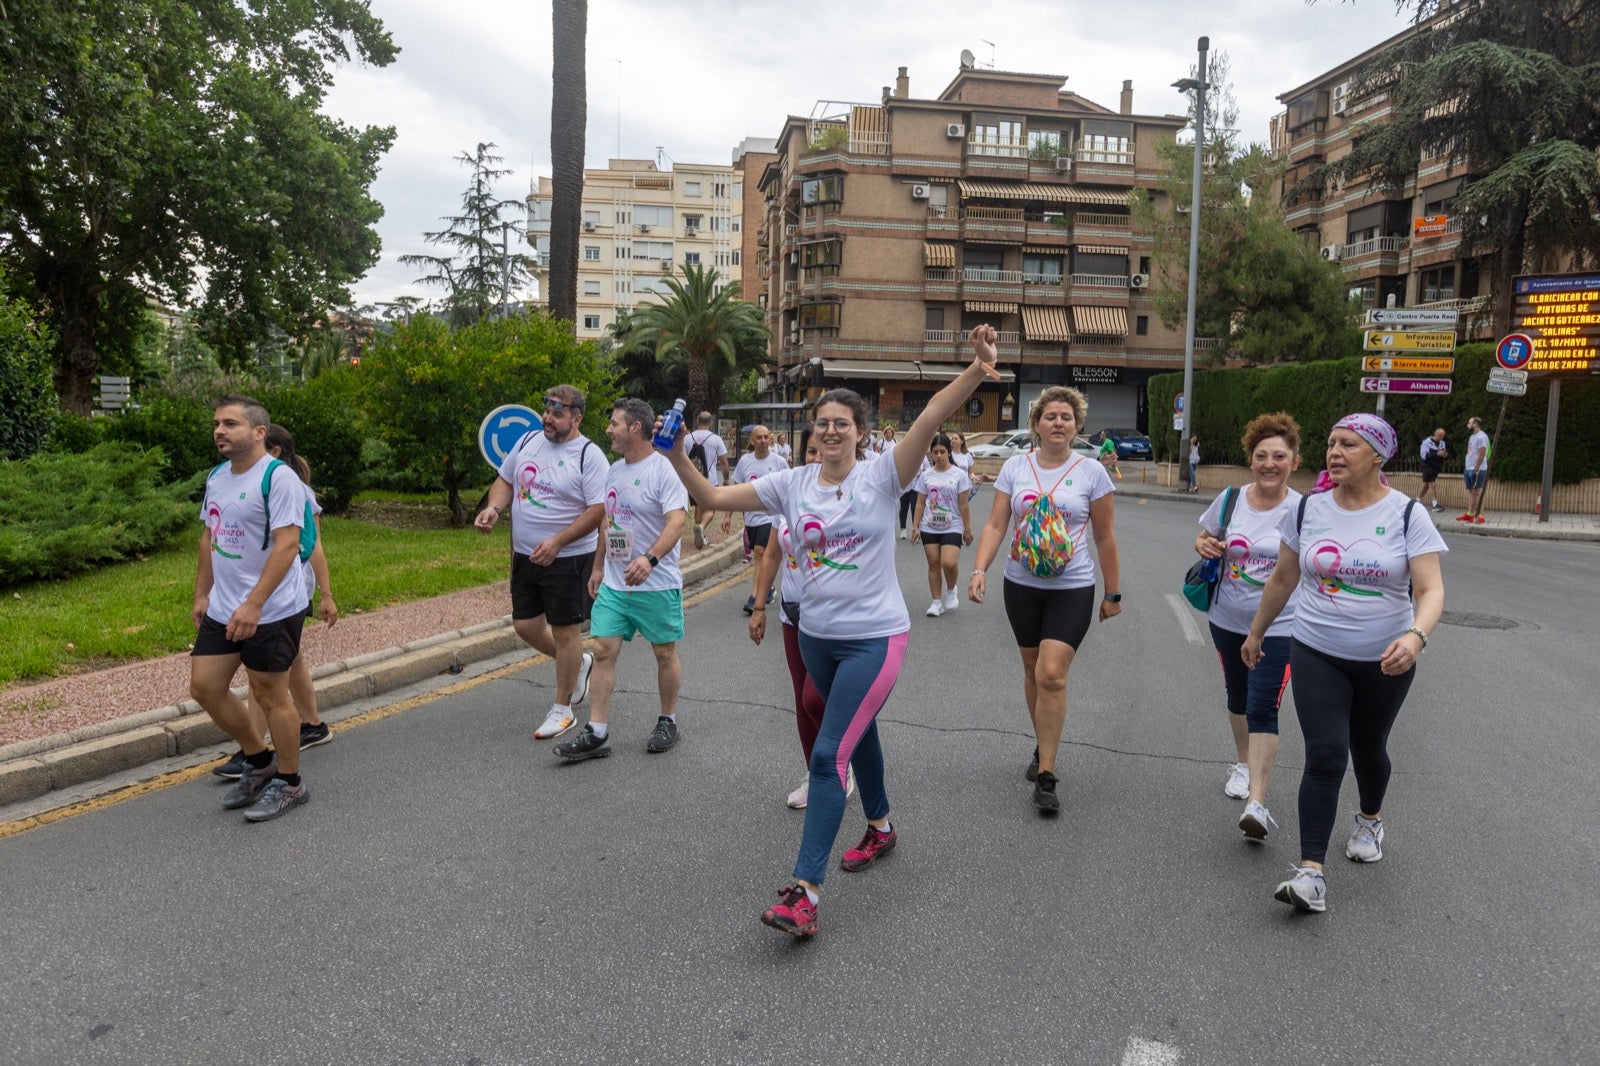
[190,395,316,822]
[684,411,729,548]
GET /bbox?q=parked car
[967,429,1033,459]
[1099,428,1154,461]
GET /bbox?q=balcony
[963,267,1023,284]
[1069,273,1131,289]
[925,329,1020,345]
[1344,235,1408,258]
[967,133,1028,159]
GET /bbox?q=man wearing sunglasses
[476,385,606,741]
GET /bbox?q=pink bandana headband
[1333,412,1398,462]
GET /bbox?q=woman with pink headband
[1241,412,1447,914]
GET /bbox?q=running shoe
[646,716,678,753]
[899,529,908,540]
[1239,800,1277,841]
[243,778,310,822]
[1431,502,1442,512]
[554,724,611,761]
[1473,515,1486,524]
[1025,746,1039,782]
[298,723,332,750]
[221,755,277,809]
[841,824,897,871]
[534,706,577,740]
[925,600,944,617]
[1224,762,1250,800]
[1345,814,1385,862]
[692,523,706,549]
[761,885,818,938]
[786,778,809,809]
[942,590,959,612]
[212,749,248,780]
[1456,513,1473,522]
[571,651,594,706]
[1033,770,1061,814]
[1274,865,1327,913]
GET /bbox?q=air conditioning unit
[685,227,699,238]
[660,259,674,271]
[946,123,966,139]
[1129,273,1150,290]
[910,183,930,200]
[1054,156,1073,172]
[1320,244,1343,261]
[1332,82,1350,116]
[637,223,651,233]
[582,220,596,231]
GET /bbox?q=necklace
[817,465,853,500]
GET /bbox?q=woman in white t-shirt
[665,326,1002,939]
[949,431,986,502]
[969,386,1121,815]
[910,434,973,617]
[1243,413,1446,914]
[1192,413,1303,841]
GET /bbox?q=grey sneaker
[646,716,678,753]
[1345,814,1385,862]
[571,651,595,706]
[221,755,277,809]
[243,778,309,822]
[1025,746,1039,782]
[554,724,611,762]
[1224,762,1250,799]
[1239,800,1278,841]
[1274,865,1327,913]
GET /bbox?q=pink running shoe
[761,885,818,938]
[840,824,898,872]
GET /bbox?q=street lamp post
[1174,36,1208,484]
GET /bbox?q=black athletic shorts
[919,531,964,547]
[746,523,773,549]
[1002,580,1095,650]
[192,613,304,673]
[1420,462,1443,484]
[511,551,594,626]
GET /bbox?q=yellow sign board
[1363,330,1457,352]
[1361,356,1455,373]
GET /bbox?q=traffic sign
[1488,367,1529,384]
[478,403,543,470]
[1495,333,1535,370]
[1486,379,1528,397]
[1360,377,1454,395]
[1362,356,1455,373]
[1174,393,1184,413]
[1363,330,1457,352]
[1365,307,1460,326]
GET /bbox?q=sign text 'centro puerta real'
[1511,272,1600,375]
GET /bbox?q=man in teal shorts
[555,398,690,761]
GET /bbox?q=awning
[924,242,957,268]
[1021,305,1073,343]
[1023,245,1067,255]
[1071,305,1129,337]
[964,300,1018,314]
[1074,244,1129,256]
[958,180,1130,206]
[821,358,1015,382]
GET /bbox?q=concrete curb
[0,539,746,809]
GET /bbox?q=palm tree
[547,0,587,329]
[617,264,770,416]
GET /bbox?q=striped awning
[958,181,1130,206]
[1023,245,1067,255]
[1021,305,1072,343]
[1074,244,1129,256]
[821,358,1015,383]
[1071,305,1129,337]
[924,242,957,268]
[964,300,1018,314]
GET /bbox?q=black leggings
[898,489,916,530]
[1290,640,1415,864]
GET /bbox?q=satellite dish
[959,49,976,70]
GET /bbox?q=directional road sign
[1362,356,1456,373]
[1488,367,1529,384]
[478,404,543,470]
[1360,377,1454,395]
[1365,307,1461,327]
[1363,330,1458,352]
[1486,379,1528,397]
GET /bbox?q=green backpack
[207,459,318,562]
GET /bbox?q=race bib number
[605,527,632,562]
[927,507,952,531]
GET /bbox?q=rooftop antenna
[980,39,996,69]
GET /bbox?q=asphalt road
[2,489,1596,1065]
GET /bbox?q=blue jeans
[793,631,908,885]
[1209,623,1291,734]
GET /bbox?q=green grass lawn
[0,507,510,688]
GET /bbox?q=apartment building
[754,64,1189,434]
[526,157,748,340]
[1270,20,1495,341]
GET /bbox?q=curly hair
[1240,412,1301,456]
[1027,386,1087,439]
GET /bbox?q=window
[731,218,741,232]
[1135,315,1149,336]
[616,279,631,294]
[683,214,702,236]
[631,240,674,260]
[1286,91,1330,132]
[614,209,630,225]
[713,181,729,198]
[684,181,702,196]
[583,209,601,225]
[1348,280,1377,309]
[583,245,601,261]
[925,307,946,331]
[971,114,1025,156]
[1023,254,1063,284]
[1418,266,1455,303]
[1422,178,1460,216]
[1139,256,1151,274]
[731,250,741,266]
[1073,251,1128,277]
[714,250,732,267]
[582,314,601,330]
[732,181,743,199]
[800,174,843,206]
[684,251,701,266]
[634,205,673,228]
[798,301,842,329]
[1079,119,1133,163]
[800,239,842,270]
[582,280,602,296]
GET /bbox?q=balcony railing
[1023,273,1064,286]
[968,133,1028,159]
[1415,295,1492,314]
[926,330,1020,343]
[1074,213,1131,229]
[927,204,951,219]
[1070,273,1130,288]
[962,206,1025,222]
[1344,235,1408,258]
[1076,149,1135,166]
[964,267,1023,284]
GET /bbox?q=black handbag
[1182,486,1237,611]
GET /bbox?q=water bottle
[654,398,687,451]
[1199,556,1220,584]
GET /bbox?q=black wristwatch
[1104,592,1122,603]
[645,553,660,568]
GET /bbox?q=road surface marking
[1121,1035,1180,1065]
[1165,593,1204,645]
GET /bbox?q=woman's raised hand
[969,324,1002,380]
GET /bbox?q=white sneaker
[1345,814,1385,862]
[925,600,944,617]
[1224,762,1250,799]
[941,590,959,611]
[571,651,594,705]
[1274,865,1327,913]
[786,778,809,809]
[1239,800,1277,841]
[900,529,908,540]
[534,706,576,740]
[692,523,706,549]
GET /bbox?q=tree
[547,0,588,328]
[0,1,397,414]
[1328,2,1600,328]
[399,144,535,327]
[613,265,771,416]
[0,270,58,460]
[359,311,615,525]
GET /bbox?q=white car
[967,431,1098,461]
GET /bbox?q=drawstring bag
[1010,455,1083,578]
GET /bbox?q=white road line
[1120,1035,1181,1066]
[1165,593,1205,645]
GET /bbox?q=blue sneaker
[243,778,310,822]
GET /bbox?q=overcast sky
[324,0,1417,308]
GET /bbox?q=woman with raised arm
[1242,413,1446,914]
[663,326,1001,939]
[968,386,1120,815]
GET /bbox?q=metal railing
[964,267,1023,283]
[924,268,957,281]
[968,134,1028,158]
[1023,272,1064,285]
[1076,149,1135,165]
[1344,235,1408,257]
[962,206,1026,222]
[926,329,1020,343]
[1074,212,1131,228]
[1070,273,1130,287]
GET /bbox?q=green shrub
[0,277,59,460]
[103,392,217,484]
[261,374,365,515]
[0,443,199,586]
[47,411,110,453]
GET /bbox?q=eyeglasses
[544,399,579,414]
[812,419,856,433]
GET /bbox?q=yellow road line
[0,568,752,840]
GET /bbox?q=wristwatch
[645,553,660,568]
[1104,592,1122,603]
